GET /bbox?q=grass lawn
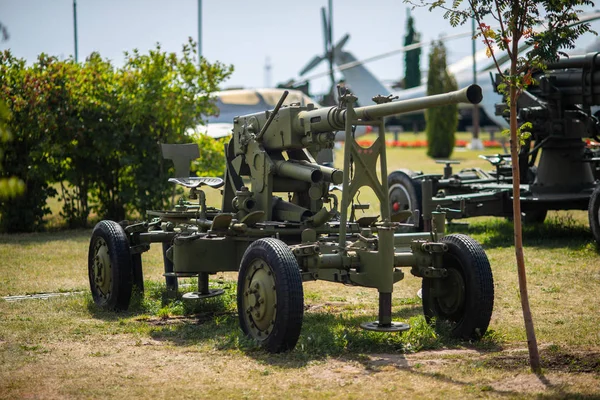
[1,143,599,399]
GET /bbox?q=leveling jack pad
[360,321,411,332]
[182,289,225,300]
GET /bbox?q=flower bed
[354,139,504,148]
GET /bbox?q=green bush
[425,40,458,159]
[0,40,232,232]
[0,99,25,201]
[190,133,228,178]
[0,52,60,232]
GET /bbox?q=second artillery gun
[388,52,600,244]
[88,84,494,353]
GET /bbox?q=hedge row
[0,40,232,232]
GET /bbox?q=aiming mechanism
[88,85,495,353]
[389,52,600,243]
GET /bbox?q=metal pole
[471,17,480,143]
[328,0,334,103]
[197,0,202,60]
[73,0,78,62]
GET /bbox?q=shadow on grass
[355,355,598,399]
[85,280,234,322]
[481,345,600,374]
[90,282,504,368]
[343,343,599,398]
[447,215,598,251]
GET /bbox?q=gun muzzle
[356,84,483,121]
[272,197,312,222]
[273,160,323,183]
[297,161,343,184]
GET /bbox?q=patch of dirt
[366,353,410,369]
[305,301,347,310]
[365,349,482,370]
[357,347,600,376]
[141,312,231,326]
[490,373,557,393]
[407,348,482,359]
[486,349,600,374]
[308,359,372,387]
[143,315,204,326]
[304,301,360,314]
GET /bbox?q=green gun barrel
[299,84,482,134]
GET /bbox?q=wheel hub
[243,260,276,337]
[389,184,411,210]
[92,238,111,300]
[435,268,465,316]
[389,183,413,223]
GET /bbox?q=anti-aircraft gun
[388,52,600,244]
[88,85,494,353]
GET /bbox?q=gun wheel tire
[589,185,600,245]
[88,220,134,311]
[388,169,422,232]
[237,238,304,353]
[422,234,494,340]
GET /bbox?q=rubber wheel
[237,238,304,353]
[88,220,134,310]
[589,185,600,245]
[422,234,494,340]
[388,169,423,231]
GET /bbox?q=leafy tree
[0,102,25,199]
[112,40,232,220]
[0,22,25,202]
[190,133,228,178]
[412,0,594,372]
[0,39,232,232]
[425,40,458,158]
[404,9,422,89]
[0,52,60,232]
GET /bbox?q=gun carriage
[88,85,494,353]
[389,52,600,243]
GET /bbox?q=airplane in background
[296,10,600,132]
[190,87,338,165]
[194,87,370,142]
[191,88,320,139]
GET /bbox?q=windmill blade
[299,55,325,76]
[297,30,474,83]
[297,10,600,84]
[332,33,350,57]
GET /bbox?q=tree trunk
[509,36,541,374]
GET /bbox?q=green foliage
[0,101,25,200]
[110,41,231,219]
[404,9,422,89]
[190,133,227,178]
[425,41,458,158]
[430,0,595,95]
[0,52,59,232]
[0,40,232,232]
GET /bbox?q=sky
[2,0,600,96]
